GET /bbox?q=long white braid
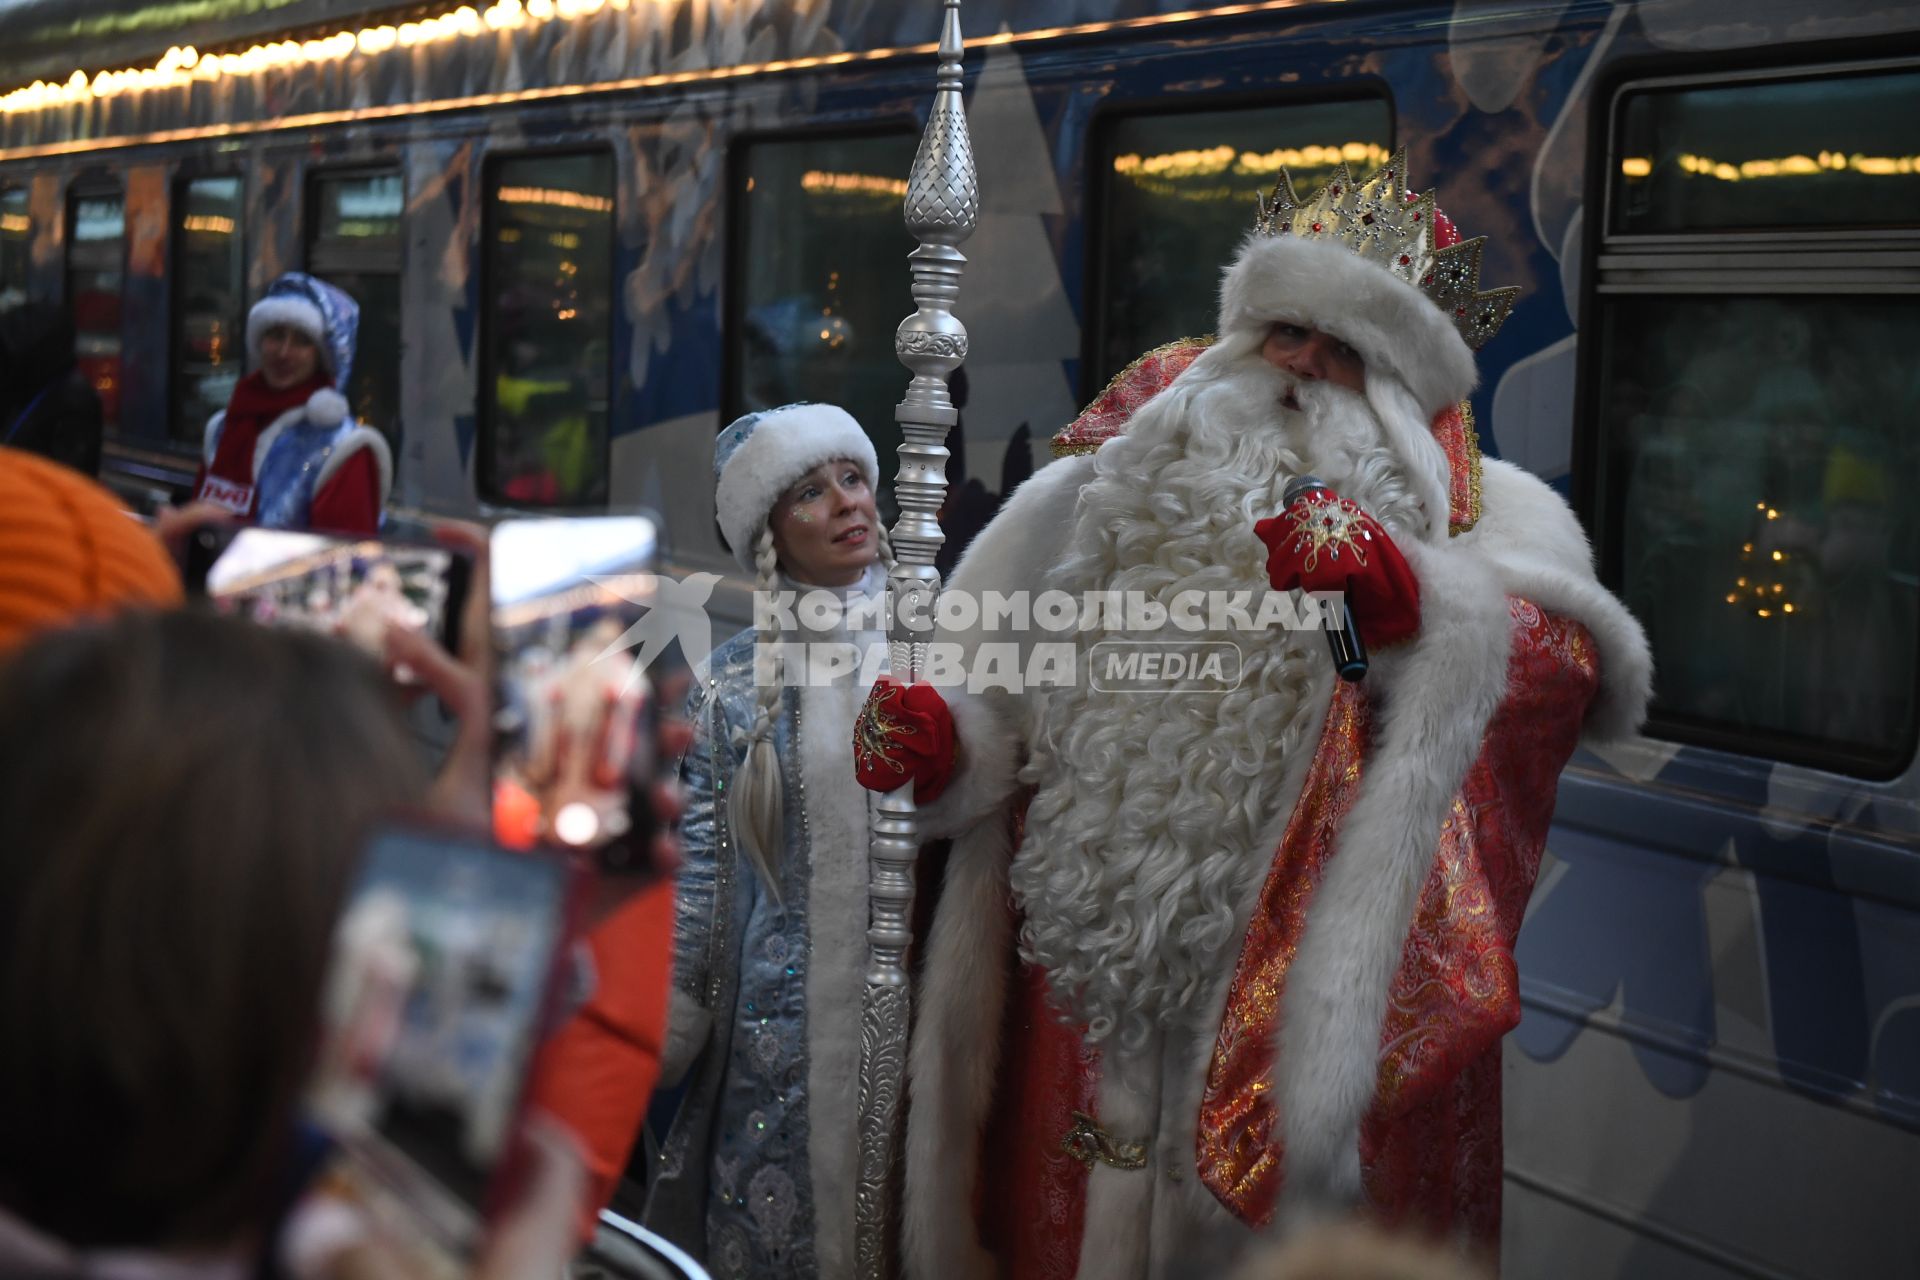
[731,501,894,900]
[731,526,788,900]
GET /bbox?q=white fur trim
[798,674,873,1280]
[305,386,348,428]
[1366,375,1453,545]
[902,816,1016,1280]
[250,405,313,480]
[914,685,1025,840]
[1218,234,1476,419]
[1459,459,1653,743]
[715,404,880,572]
[657,991,712,1090]
[1272,533,1513,1225]
[202,410,226,467]
[1073,1053,1160,1280]
[314,425,394,509]
[246,295,330,370]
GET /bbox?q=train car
[2,1,1917,1275]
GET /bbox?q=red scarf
[204,370,332,489]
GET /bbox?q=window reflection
[309,171,404,459]
[1092,98,1393,388]
[1597,296,1920,768]
[0,186,27,314]
[67,189,124,432]
[173,176,244,445]
[483,154,613,508]
[730,132,918,506]
[1613,69,1920,234]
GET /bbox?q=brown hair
[0,609,429,1250]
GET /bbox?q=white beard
[1011,337,1426,1057]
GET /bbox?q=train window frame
[306,164,405,277]
[168,171,247,451]
[1574,49,1920,780]
[718,119,921,447]
[476,144,618,510]
[0,182,29,311]
[64,177,128,437]
[1081,84,1397,402]
[305,164,407,464]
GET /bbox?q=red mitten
[853,676,958,803]
[1254,488,1422,648]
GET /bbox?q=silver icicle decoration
[855,2,976,1276]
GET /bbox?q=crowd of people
[0,149,1652,1280]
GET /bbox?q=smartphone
[489,515,667,876]
[184,524,471,660]
[306,819,584,1258]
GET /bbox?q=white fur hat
[1216,232,1477,420]
[714,403,880,572]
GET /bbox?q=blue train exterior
[2,2,1917,1274]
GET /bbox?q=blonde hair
[731,514,897,899]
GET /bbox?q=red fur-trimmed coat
[901,450,1650,1280]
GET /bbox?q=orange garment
[527,878,674,1238]
[0,447,182,657]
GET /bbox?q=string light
[1672,150,1919,181]
[497,185,612,213]
[801,170,908,198]
[1112,141,1388,183]
[0,0,1348,139]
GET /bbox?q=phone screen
[490,516,661,870]
[308,822,578,1253]
[196,527,469,658]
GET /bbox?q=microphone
[1281,474,1369,682]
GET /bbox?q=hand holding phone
[306,820,585,1262]
[184,524,472,662]
[490,516,676,882]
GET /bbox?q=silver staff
[855,2,976,1276]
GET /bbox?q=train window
[0,186,27,312]
[172,176,245,446]
[67,187,125,433]
[726,129,919,493]
[1588,65,1920,777]
[481,152,614,507]
[1612,67,1920,235]
[308,170,404,457]
[1089,96,1394,388]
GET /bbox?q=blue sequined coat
[646,568,885,1279]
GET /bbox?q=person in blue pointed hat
[191,272,391,535]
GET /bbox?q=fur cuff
[1218,233,1476,419]
[911,687,1025,840]
[1457,459,1653,744]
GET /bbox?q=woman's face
[259,324,322,390]
[768,458,879,587]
